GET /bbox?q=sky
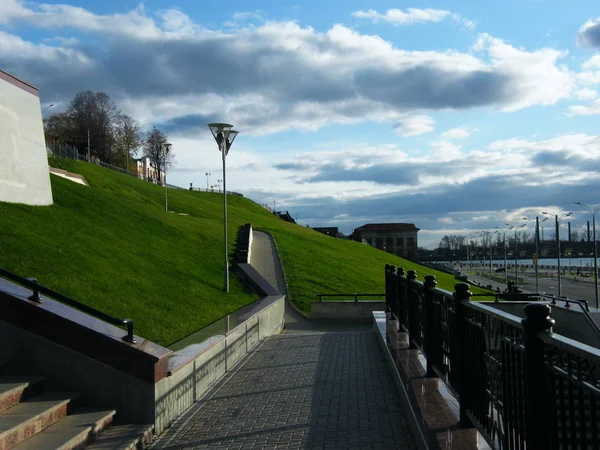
[3,0,600,248]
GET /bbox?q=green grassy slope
[0,159,487,345]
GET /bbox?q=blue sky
[3,0,600,248]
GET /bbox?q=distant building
[313,227,339,237]
[275,210,296,224]
[135,157,165,184]
[351,223,420,259]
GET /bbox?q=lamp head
[208,123,234,149]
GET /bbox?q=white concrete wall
[0,73,53,205]
[154,296,285,434]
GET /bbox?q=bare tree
[142,127,175,183]
[114,114,142,172]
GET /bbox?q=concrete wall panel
[0,72,53,205]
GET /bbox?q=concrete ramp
[0,70,53,206]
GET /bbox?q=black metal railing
[384,264,600,450]
[316,293,385,303]
[0,267,135,343]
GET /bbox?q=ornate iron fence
[384,264,600,450]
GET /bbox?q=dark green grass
[0,159,489,345]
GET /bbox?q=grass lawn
[0,159,490,346]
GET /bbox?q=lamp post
[217,179,223,193]
[42,104,54,115]
[205,172,211,191]
[575,202,600,308]
[522,216,548,293]
[162,143,172,212]
[513,224,526,284]
[208,123,239,293]
[543,211,573,297]
[495,225,513,286]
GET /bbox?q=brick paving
[153,331,416,449]
[151,230,417,449]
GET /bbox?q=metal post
[454,282,473,428]
[514,229,519,284]
[164,152,168,212]
[222,141,229,293]
[556,215,562,297]
[423,275,437,377]
[406,270,418,349]
[535,216,540,292]
[594,213,598,309]
[489,241,493,278]
[521,303,554,449]
[504,233,508,286]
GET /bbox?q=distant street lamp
[513,224,526,284]
[42,104,54,115]
[495,224,513,286]
[208,123,239,293]
[543,211,573,297]
[217,179,223,193]
[575,202,600,308]
[162,143,172,212]
[522,216,548,293]
[205,172,211,190]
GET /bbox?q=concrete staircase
[0,376,153,450]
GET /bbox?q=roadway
[467,270,599,306]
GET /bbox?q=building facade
[135,157,165,184]
[352,223,420,259]
[313,227,339,237]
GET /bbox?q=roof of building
[353,223,420,232]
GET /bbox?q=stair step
[0,392,78,450]
[11,408,116,450]
[0,377,45,413]
[86,424,154,450]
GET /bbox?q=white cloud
[352,8,451,25]
[567,99,600,116]
[394,115,436,137]
[473,33,573,112]
[440,127,471,140]
[0,3,579,138]
[352,8,475,29]
[574,88,598,100]
[582,55,600,70]
[578,17,600,48]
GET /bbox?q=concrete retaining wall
[0,70,53,205]
[311,301,386,323]
[154,296,284,434]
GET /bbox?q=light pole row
[574,202,599,309]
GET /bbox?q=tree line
[44,91,175,179]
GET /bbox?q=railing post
[454,282,473,428]
[385,264,393,313]
[122,319,136,344]
[25,277,42,303]
[406,270,418,349]
[522,303,554,450]
[396,268,406,328]
[424,275,437,377]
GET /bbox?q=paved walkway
[152,230,416,449]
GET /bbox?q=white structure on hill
[0,70,53,205]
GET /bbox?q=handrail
[0,267,136,343]
[316,293,385,303]
[543,294,600,339]
[471,291,600,340]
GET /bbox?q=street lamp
[522,216,548,293]
[543,211,573,297]
[495,225,513,286]
[205,172,211,191]
[162,143,172,212]
[513,224,526,285]
[42,104,54,115]
[575,202,600,308]
[208,123,239,293]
